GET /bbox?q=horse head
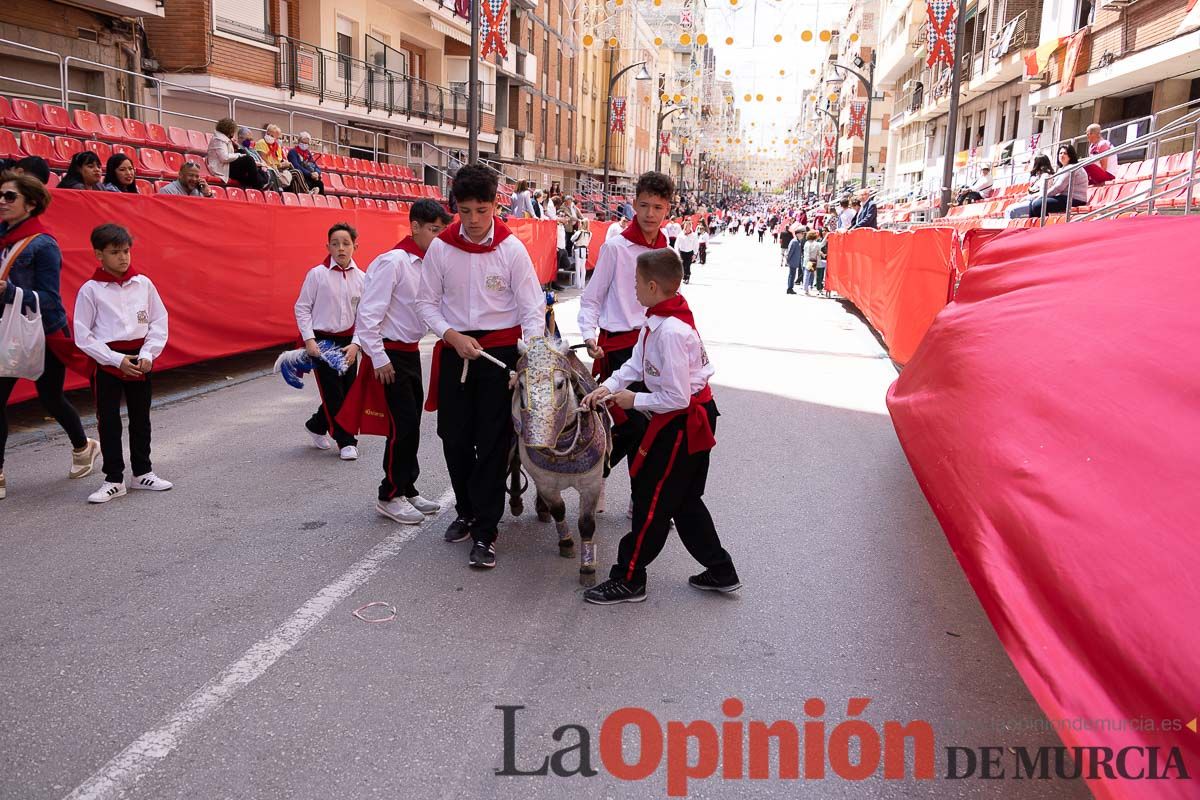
[515,336,579,449]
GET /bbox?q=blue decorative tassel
[273,341,351,389]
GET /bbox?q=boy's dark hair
[635,171,675,202]
[16,156,51,184]
[91,223,133,250]
[328,222,358,241]
[839,198,850,209]
[451,164,499,203]
[636,248,683,292]
[410,198,453,226]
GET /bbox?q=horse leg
[540,487,573,557]
[535,492,553,523]
[577,484,600,575]
[507,442,524,517]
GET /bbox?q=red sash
[628,384,715,478]
[590,328,642,380]
[335,340,420,436]
[44,328,96,379]
[424,325,521,412]
[95,338,147,382]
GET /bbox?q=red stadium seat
[134,179,155,196]
[186,129,208,154]
[49,136,83,169]
[340,196,355,210]
[83,139,112,161]
[70,109,104,138]
[112,143,136,161]
[123,118,149,145]
[146,122,171,148]
[265,190,282,205]
[39,103,71,134]
[226,186,247,202]
[281,192,300,206]
[98,114,129,142]
[166,126,191,151]
[244,189,266,203]
[0,128,19,158]
[309,193,327,207]
[154,180,172,192]
[19,131,54,161]
[137,148,167,178]
[296,192,314,207]
[46,172,60,189]
[208,186,227,200]
[161,150,186,175]
[7,98,41,129]
[385,200,399,212]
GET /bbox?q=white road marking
[62,488,456,800]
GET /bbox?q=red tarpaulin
[587,221,614,270]
[6,191,559,405]
[825,227,956,364]
[888,217,1200,800]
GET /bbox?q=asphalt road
[0,229,1089,800]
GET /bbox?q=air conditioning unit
[1032,105,1053,119]
[925,121,938,139]
[1098,0,1139,8]
[902,79,921,93]
[1022,70,1049,84]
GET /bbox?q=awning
[429,15,471,46]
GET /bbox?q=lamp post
[602,50,651,210]
[468,0,480,163]
[938,3,969,218]
[830,50,877,190]
[814,102,841,198]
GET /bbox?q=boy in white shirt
[342,200,452,525]
[580,248,740,604]
[294,223,365,461]
[416,165,545,569]
[74,224,171,504]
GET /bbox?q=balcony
[78,0,164,18]
[277,35,470,128]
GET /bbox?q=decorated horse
[509,336,612,576]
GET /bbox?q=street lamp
[830,50,877,190]
[814,101,841,198]
[602,52,652,210]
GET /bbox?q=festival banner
[610,97,627,133]
[1023,36,1065,80]
[684,148,694,166]
[1062,27,1089,93]
[659,132,671,155]
[1028,132,1041,152]
[848,102,867,139]
[926,0,957,68]
[479,0,510,59]
[823,134,836,162]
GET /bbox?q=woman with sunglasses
[102,153,138,193]
[0,173,101,500]
[58,151,117,192]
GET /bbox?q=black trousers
[435,336,518,543]
[698,243,707,264]
[305,333,357,448]
[680,250,694,281]
[379,349,423,502]
[0,340,87,470]
[603,344,649,470]
[93,368,153,483]
[610,401,737,586]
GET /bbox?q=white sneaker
[376,497,424,524]
[407,494,442,514]
[131,472,173,491]
[88,481,127,504]
[70,438,102,479]
[0,471,6,500]
[339,445,359,461]
[310,432,333,450]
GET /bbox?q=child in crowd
[74,224,171,503]
[294,223,365,460]
[343,200,452,524]
[580,248,740,605]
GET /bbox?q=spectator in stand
[10,157,51,184]
[851,189,878,229]
[605,214,627,242]
[158,162,214,198]
[531,189,544,219]
[0,172,101,500]
[1085,123,1117,185]
[255,124,302,192]
[1012,145,1088,218]
[542,191,557,220]
[287,131,324,195]
[558,194,583,237]
[837,198,857,229]
[232,127,275,191]
[957,166,994,205]
[59,152,116,192]
[102,153,138,194]
[1005,155,1056,218]
[510,180,534,218]
[620,198,635,221]
[207,118,241,183]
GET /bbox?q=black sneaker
[469,540,496,569]
[688,570,742,593]
[444,517,472,543]
[583,578,647,605]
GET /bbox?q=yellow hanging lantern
[820,30,832,42]
[608,36,618,47]
[801,30,813,42]
[654,36,663,46]
[582,34,594,47]
[779,69,786,76]
[743,93,751,101]
[697,33,708,45]
[773,34,783,43]
[756,93,764,101]
[849,33,859,43]
[679,33,692,46]
[673,93,682,103]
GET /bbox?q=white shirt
[543,198,556,219]
[352,247,428,370]
[675,231,698,253]
[74,275,169,368]
[205,132,238,181]
[665,222,683,239]
[602,314,714,414]
[698,232,709,244]
[838,208,857,229]
[294,259,365,341]
[605,222,625,242]
[578,233,657,341]
[416,224,546,341]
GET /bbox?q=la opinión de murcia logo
[496,700,1192,797]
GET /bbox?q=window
[1074,0,1095,31]
[962,113,972,150]
[214,0,270,42]
[556,107,561,148]
[541,101,548,145]
[337,17,355,79]
[998,100,1007,143]
[1011,102,1020,140]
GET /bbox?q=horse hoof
[579,541,597,574]
[510,500,523,517]
[579,572,598,588]
[558,538,575,558]
[537,511,553,523]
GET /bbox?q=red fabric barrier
[887,217,1200,800]
[825,228,955,364]
[7,192,558,404]
[587,221,614,270]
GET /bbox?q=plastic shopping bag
[0,286,46,380]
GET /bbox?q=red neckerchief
[263,139,283,161]
[324,255,355,275]
[0,216,52,248]
[89,265,141,285]
[437,218,512,253]
[393,235,425,259]
[645,293,696,330]
[621,222,668,249]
